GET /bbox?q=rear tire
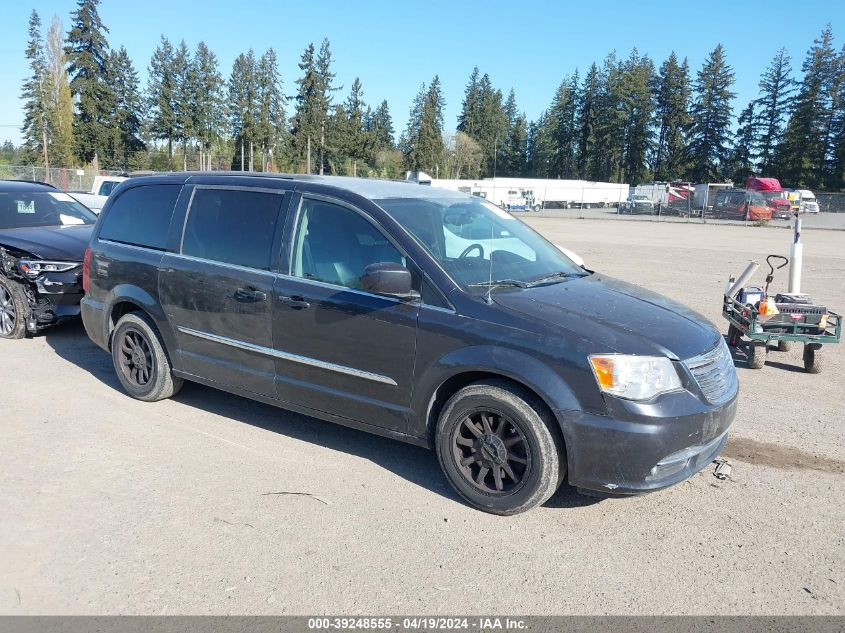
[777,340,792,353]
[803,344,823,374]
[0,276,28,340]
[435,380,564,515]
[112,312,183,402]
[747,340,766,369]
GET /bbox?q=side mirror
[362,262,418,300]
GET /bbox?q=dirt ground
[1,219,843,615]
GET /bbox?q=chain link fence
[0,165,124,192]
[815,192,845,213]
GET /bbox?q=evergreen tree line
[16,0,845,190]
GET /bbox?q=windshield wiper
[468,279,530,289]
[525,271,584,287]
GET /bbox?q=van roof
[128,172,471,201]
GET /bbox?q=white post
[788,218,803,294]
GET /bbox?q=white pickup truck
[68,175,127,214]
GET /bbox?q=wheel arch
[416,346,580,448]
[105,285,175,356]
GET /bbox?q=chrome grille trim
[684,339,738,405]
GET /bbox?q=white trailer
[428,177,628,210]
[694,182,733,211]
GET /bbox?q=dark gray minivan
[81,173,738,514]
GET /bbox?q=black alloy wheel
[117,327,154,388]
[452,409,531,495]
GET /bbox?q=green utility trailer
[722,294,841,373]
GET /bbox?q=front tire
[435,380,564,515]
[0,276,28,340]
[112,312,183,402]
[747,340,766,369]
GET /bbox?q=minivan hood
[493,274,720,360]
[0,225,93,261]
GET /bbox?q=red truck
[745,177,794,220]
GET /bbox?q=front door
[272,196,419,434]
[160,186,289,396]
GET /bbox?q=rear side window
[98,181,116,196]
[99,184,181,250]
[182,188,284,270]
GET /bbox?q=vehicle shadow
[44,321,606,512]
[43,321,459,503]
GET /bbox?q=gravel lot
[1,219,843,615]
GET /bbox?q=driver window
[291,199,405,290]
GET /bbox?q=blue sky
[1,0,842,146]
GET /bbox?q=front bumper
[28,270,84,330]
[557,388,738,496]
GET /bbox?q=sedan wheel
[0,278,27,339]
[0,285,16,336]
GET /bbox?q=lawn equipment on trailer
[723,255,841,373]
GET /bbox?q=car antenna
[485,211,495,304]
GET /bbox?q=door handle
[278,294,310,309]
[234,288,267,302]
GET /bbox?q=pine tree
[779,26,838,187]
[546,75,578,178]
[755,48,795,174]
[366,100,395,154]
[401,76,446,175]
[343,78,368,175]
[526,112,552,177]
[147,36,177,168]
[502,90,527,176]
[172,40,193,169]
[228,50,258,170]
[589,53,626,182]
[190,42,225,170]
[457,67,481,138]
[314,38,339,174]
[20,10,48,166]
[255,48,286,171]
[65,0,112,168]
[653,53,691,181]
[829,44,845,190]
[687,44,736,182]
[44,16,74,168]
[729,102,757,183]
[107,47,144,170]
[575,63,599,178]
[620,51,655,185]
[291,41,335,172]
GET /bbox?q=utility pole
[493,134,498,178]
[319,120,325,176]
[41,120,50,183]
[307,136,311,174]
[240,139,245,171]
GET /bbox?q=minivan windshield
[375,195,585,291]
[0,191,96,229]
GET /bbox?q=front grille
[684,339,738,405]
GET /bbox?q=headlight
[18,260,81,279]
[589,354,682,401]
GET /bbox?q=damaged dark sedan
[0,180,95,339]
